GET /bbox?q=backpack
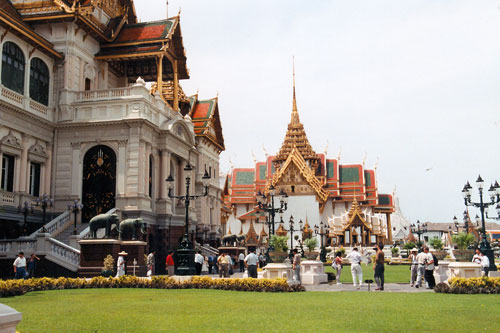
[432,254,438,267]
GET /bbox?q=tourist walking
[217,252,230,278]
[292,249,301,283]
[13,252,27,280]
[27,253,40,278]
[409,248,418,287]
[238,252,245,272]
[195,251,204,275]
[346,247,363,289]
[166,250,175,276]
[147,250,155,276]
[415,248,427,288]
[374,243,385,291]
[208,254,215,274]
[480,250,490,277]
[244,248,259,278]
[333,251,343,285]
[115,251,127,277]
[423,247,435,289]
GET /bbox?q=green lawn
[2,289,500,332]
[324,264,410,283]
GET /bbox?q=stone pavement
[305,283,434,293]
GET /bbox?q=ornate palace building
[0,0,223,275]
[223,74,394,251]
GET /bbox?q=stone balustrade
[29,210,70,237]
[47,238,80,271]
[0,85,54,122]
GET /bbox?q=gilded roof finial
[291,56,299,125]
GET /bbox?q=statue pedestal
[263,263,294,282]
[0,304,22,333]
[300,260,328,285]
[448,262,481,278]
[78,239,147,277]
[434,261,451,284]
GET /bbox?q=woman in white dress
[115,251,128,277]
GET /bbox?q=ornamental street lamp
[67,199,84,235]
[166,163,210,275]
[256,185,288,237]
[462,175,499,272]
[17,201,34,236]
[36,193,53,233]
[280,215,299,259]
[463,210,470,234]
[410,220,427,245]
[452,216,460,233]
[314,221,330,262]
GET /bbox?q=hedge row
[0,276,305,297]
[434,277,500,294]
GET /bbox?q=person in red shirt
[165,251,175,276]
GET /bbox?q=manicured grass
[2,289,500,332]
[325,264,410,283]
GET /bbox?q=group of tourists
[409,246,436,289]
[12,252,40,279]
[340,243,386,290]
[472,248,491,276]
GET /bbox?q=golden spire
[291,56,300,125]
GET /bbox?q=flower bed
[434,277,500,294]
[0,276,304,298]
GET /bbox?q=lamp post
[67,199,83,235]
[452,216,460,233]
[314,221,330,263]
[462,210,470,234]
[280,215,298,259]
[462,175,499,272]
[17,201,34,236]
[256,185,288,237]
[36,193,53,233]
[166,163,210,275]
[410,220,427,246]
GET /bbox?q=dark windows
[85,78,91,91]
[2,42,25,94]
[29,162,41,197]
[1,154,15,192]
[29,58,49,105]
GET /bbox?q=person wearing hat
[373,243,385,291]
[115,251,128,277]
[409,248,419,287]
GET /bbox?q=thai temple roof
[188,96,225,152]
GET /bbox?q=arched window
[1,42,25,94]
[29,58,49,105]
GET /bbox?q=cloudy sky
[135,1,500,223]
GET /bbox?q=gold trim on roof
[245,220,259,245]
[344,196,372,232]
[269,147,328,203]
[275,224,288,237]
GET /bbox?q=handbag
[332,262,338,270]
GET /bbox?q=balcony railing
[75,87,132,102]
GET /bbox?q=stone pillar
[160,149,169,199]
[145,143,151,197]
[18,136,29,193]
[70,142,81,197]
[386,213,393,244]
[137,140,145,197]
[44,143,53,195]
[117,140,127,197]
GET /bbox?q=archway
[82,145,116,222]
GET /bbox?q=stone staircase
[54,223,89,246]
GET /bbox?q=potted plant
[452,232,475,261]
[303,237,319,260]
[101,254,114,277]
[268,235,290,263]
[429,237,447,260]
[391,247,400,258]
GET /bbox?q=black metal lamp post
[410,220,427,246]
[463,210,469,234]
[281,215,298,259]
[462,175,499,272]
[314,221,330,262]
[166,163,210,275]
[17,201,34,236]
[67,199,84,235]
[36,193,53,233]
[452,216,460,233]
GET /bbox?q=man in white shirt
[415,249,427,288]
[480,251,490,277]
[238,252,245,272]
[194,251,204,275]
[13,252,27,280]
[244,248,259,278]
[346,247,363,289]
[423,247,435,289]
[472,248,482,264]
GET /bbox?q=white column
[18,136,29,193]
[145,143,151,197]
[160,149,169,199]
[137,139,145,196]
[117,140,127,196]
[70,142,81,196]
[44,143,52,195]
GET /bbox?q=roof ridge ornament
[291,56,300,125]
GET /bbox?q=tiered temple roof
[188,96,225,152]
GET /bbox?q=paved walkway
[304,282,434,293]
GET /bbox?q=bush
[269,235,289,252]
[403,242,416,250]
[303,238,318,252]
[429,237,444,250]
[452,233,475,250]
[391,247,399,255]
[434,277,500,294]
[0,276,305,298]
